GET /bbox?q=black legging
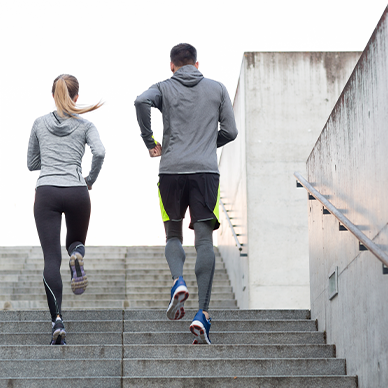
[34,185,91,321]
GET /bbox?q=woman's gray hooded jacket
[27,112,105,187]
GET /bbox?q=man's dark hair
[170,43,197,67]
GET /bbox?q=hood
[171,65,204,87]
[43,111,81,137]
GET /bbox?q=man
[134,43,237,344]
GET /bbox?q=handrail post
[220,199,243,252]
[294,172,388,267]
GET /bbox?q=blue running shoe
[166,276,189,320]
[190,309,211,344]
[69,252,88,295]
[50,317,66,345]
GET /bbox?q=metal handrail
[294,172,388,267]
[220,199,243,251]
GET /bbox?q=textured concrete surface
[123,331,326,345]
[218,51,361,309]
[0,246,236,311]
[123,344,335,359]
[122,376,357,388]
[0,246,356,386]
[123,308,310,320]
[0,345,122,359]
[0,332,123,345]
[0,378,121,388]
[0,359,122,377]
[123,319,317,332]
[123,358,346,377]
[306,7,388,388]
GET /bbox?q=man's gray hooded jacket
[135,65,238,174]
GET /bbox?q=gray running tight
[164,220,215,311]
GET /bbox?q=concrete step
[14,269,229,276]
[0,319,316,334]
[0,244,356,386]
[0,359,121,377]
[0,343,335,360]
[0,253,28,259]
[21,262,226,270]
[5,299,237,310]
[26,253,221,262]
[122,358,346,377]
[0,332,122,345]
[122,300,237,309]
[123,343,336,359]
[121,376,357,388]
[0,309,309,321]
[0,376,358,388]
[0,320,123,333]
[125,285,233,293]
[123,309,311,321]
[124,292,235,301]
[0,294,127,301]
[0,377,121,388]
[0,344,122,359]
[0,281,231,290]
[124,262,224,269]
[123,273,230,281]
[6,301,126,310]
[124,320,317,332]
[123,331,326,345]
[0,281,127,288]
[15,274,126,281]
[1,286,126,294]
[0,310,123,321]
[0,262,27,271]
[0,275,19,281]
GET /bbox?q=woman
[27,74,105,345]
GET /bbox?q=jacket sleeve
[134,84,162,149]
[27,122,41,171]
[85,123,105,187]
[217,84,238,148]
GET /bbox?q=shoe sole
[166,285,189,320]
[51,328,66,345]
[69,253,88,295]
[190,320,211,344]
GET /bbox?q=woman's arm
[84,123,105,187]
[27,123,41,171]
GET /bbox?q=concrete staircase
[0,246,236,310]
[0,246,357,387]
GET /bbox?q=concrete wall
[218,52,360,309]
[218,64,250,308]
[306,8,388,388]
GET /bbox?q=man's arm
[134,84,163,152]
[217,84,238,147]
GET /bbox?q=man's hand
[149,142,162,157]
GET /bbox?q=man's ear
[170,62,175,73]
[194,61,199,69]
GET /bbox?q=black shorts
[158,173,220,230]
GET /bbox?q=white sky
[0,0,387,247]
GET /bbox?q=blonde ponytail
[52,75,103,118]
